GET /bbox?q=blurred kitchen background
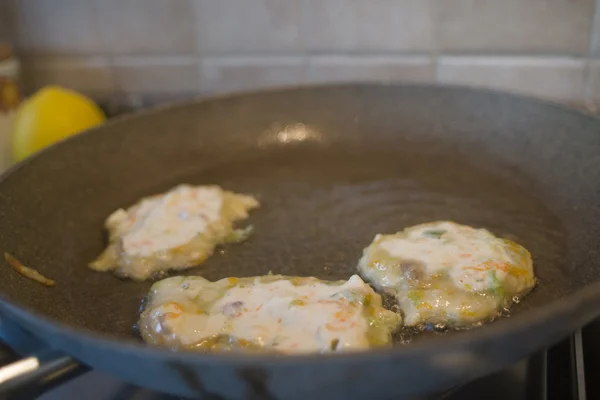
[2,0,600,112]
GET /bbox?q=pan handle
[0,349,86,399]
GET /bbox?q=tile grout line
[20,53,599,61]
[191,0,203,93]
[431,0,442,84]
[89,0,119,99]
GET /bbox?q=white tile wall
[437,57,587,102]
[306,56,435,84]
[4,0,600,106]
[195,0,305,53]
[95,0,196,55]
[9,0,105,55]
[307,0,435,52]
[200,57,306,94]
[20,56,114,96]
[437,0,594,54]
[112,57,200,94]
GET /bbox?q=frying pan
[0,83,599,400]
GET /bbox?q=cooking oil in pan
[381,287,534,346]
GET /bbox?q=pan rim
[1,82,600,365]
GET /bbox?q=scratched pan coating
[0,84,599,399]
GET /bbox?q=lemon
[11,85,106,162]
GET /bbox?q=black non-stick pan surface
[0,84,600,399]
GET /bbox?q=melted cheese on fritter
[378,221,530,293]
[357,221,535,327]
[139,274,401,354]
[120,186,224,256]
[89,184,259,281]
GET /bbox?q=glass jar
[0,43,21,171]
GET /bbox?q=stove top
[1,316,599,400]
